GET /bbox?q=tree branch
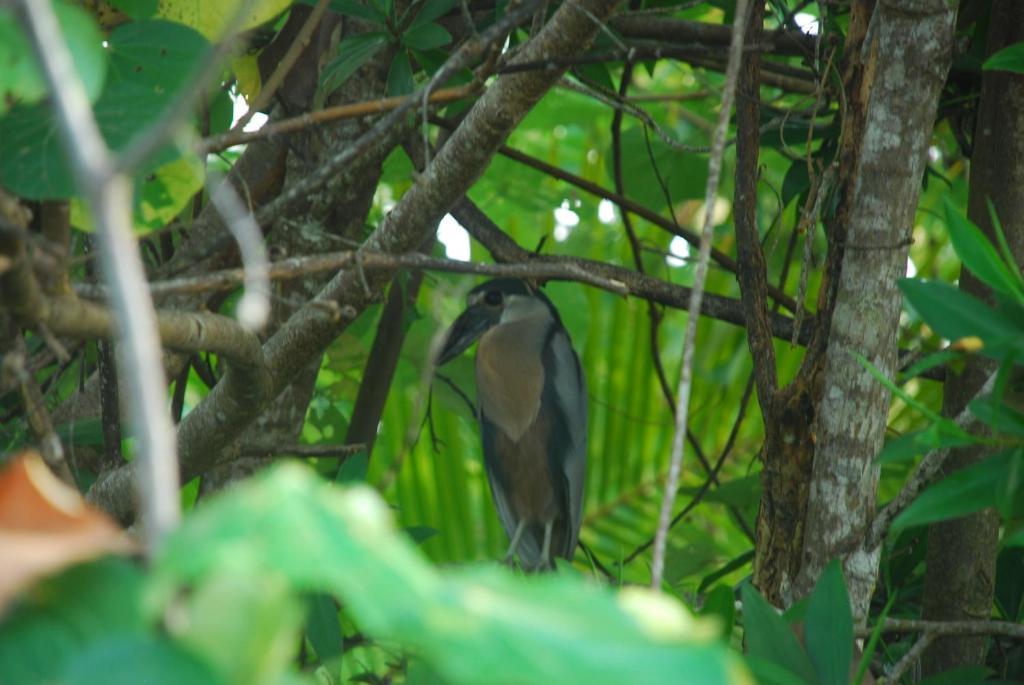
[85,0,626,522]
[650,0,751,590]
[17,0,180,551]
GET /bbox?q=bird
[438,278,588,571]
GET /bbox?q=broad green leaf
[306,594,344,662]
[898,279,1023,352]
[0,3,107,114]
[804,560,852,685]
[607,126,708,214]
[109,0,159,19]
[983,41,1024,74]
[741,583,817,685]
[1005,527,1024,548]
[409,0,457,26]
[336,450,369,482]
[994,547,1024,622]
[320,33,388,94]
[404,525,440,544]
[401,22,452,50]
[781,159,810,208]
[156,0,290,38]
[970,395,1024,437]
[891,448,1024,535]
[0,559,147,684]
[62,636,223,685]
[699,585,736,641]
[944,200,1024,300]
[71,154,205,234]
[171,568,303,685]
[0,19,209,198]
[329,0,389,24]
[744,658,813,685]
[917,665,992,685]
[153,464,745,685]
[387,51,415,96]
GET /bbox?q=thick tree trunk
[794,0,958,619]
[922,1,1024,673]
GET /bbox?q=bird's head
[438,278,552,365]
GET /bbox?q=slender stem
[650,0,751,590]
[17,0,180,552]
[231,0,331,133]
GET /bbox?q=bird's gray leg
[504,519,527,564]
[540,520,553,570]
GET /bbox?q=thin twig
[856,617,1024,641]
[231,0,331,132]
[77,250,630,299]
[650,0,751,590]
[880,633,932,685]
[199,86,478,154]
[17,0,180,552]
[206,172,270,331]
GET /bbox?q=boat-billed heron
[438,279,587,570]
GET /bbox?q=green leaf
[877,425,979,464]
[680,474,761,507]
[944,200,1024,300]
[898,279,1024,352]
[0,19,209,198]
[404,525,440,544]
[983,41,1024,73]
[320,33,388,94]
[744,657,814,685]
[0,559,147,685]
[856,354,977,443]
[699,585,736,641]
[387,51,415,96]
[329,0,389,24]
[917,665,992,685]
[306,594,344,662]
[781,159,810,209]
[804,560,852,685]
[402,22,452,50]
[409,0,457,26]
[970,394,1024,437]
[172,568,304,685]
[336,450,368,483]
[153,464,744,685]
[898,348,962,383]
[109,0,159,19]
[607,126,708,213]
[891,448,1024,535]
[62,636,223,685]
[698,550,755,594]
[0,2,107,114]
[1005,527,1024,548]
[741,583,817,685]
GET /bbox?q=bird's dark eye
[484,290,503,306]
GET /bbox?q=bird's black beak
[438,304,494,366]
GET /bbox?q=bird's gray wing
[543,327,588,560]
